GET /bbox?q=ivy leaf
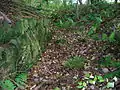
[97,76,105,83]
[76,85,84,89]
[84,73,90,79]
[106,82,114,88]
[82,82,87,86]
[89,80,96,84]
[78,81,83,85]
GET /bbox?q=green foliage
[55,38,67,45]
[15,73,27,88]
[54,87,61,90]
[0,0,119,89]
[22,0,41,7]
[99,55,120,78]
[104,70,120,78]
[77,1,120,44]
[0,73,28,90]
[77,81,86,89]
[76,73,117,89]
[0,18,51,80]
[87,14,103,37]
[102,33,108,41]
[100,55,120,67]
[0,80,16,90]
[109,32,116,42]
[55,18,76,28]
[64,56,85,69]
[88,25,97,36]
[50,2,75,28]
[106,82,115,88]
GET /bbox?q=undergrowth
[0,0,120,89]
[64,56,86,69]
[0,73,27,90]
[0,18,51,85]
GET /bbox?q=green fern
[109,32,116,42]
[0,80,16,90]
[64,56,86,69]
[0,73,28,90]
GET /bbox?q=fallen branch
[0,11,12,24]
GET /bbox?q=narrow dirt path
[27,29,107,90]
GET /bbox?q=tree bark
[78,0,82,4]
[115,0,118,4]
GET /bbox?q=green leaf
[91,34,100,40]
[67,18,73,23]
[54,87,61,90]
[97,76,105,83]
[106,82,114,88]
[64,56,85,69]
[15,73,27,88]
[78,81,83,85]
[76,85,84,89]
[82,82,87,86]
[96,17,102,23]
[59,20,63,26]
[102,33,108,41]
[0,80,16,90]
[85,73,90,78]
[94,76,98,81]
[88,26,96,35]
[89,80,96,84]
[9,39,19,48]
[109,32,115,42]
[16,73,27,82]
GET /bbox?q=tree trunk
[78,0,82,4]
[115,0,118,4]
[76,0,79,19]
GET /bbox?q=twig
[0,11,12,24]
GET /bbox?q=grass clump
[64,56,86,69]
[55,38,67,45]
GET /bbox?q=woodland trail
[28,28,114,90]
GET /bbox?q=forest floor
[27,27,120,90]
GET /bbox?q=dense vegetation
[0,0,120,90]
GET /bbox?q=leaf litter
[27,28,120,90]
